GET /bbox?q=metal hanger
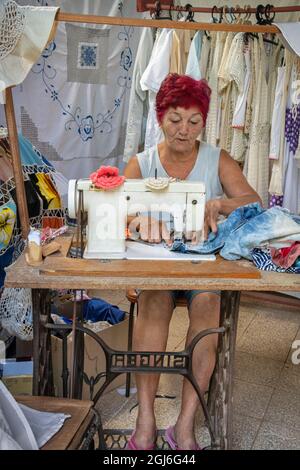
[185,4,195,22]
[151,1,172,20]
[211,5,223,24]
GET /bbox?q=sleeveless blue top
[136,142,223,201]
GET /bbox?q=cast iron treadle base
[104,429,213,450]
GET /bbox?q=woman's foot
[165,422,200,450]
[127,414,156,450]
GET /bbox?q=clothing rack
[57,11,280,33]
[3,9,299,238]
[137,1,300,15]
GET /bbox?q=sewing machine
[68,179,206,259]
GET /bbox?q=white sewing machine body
[68,179,206,259]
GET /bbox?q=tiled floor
[91,290,300,450]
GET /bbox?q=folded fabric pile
[170,202,300,273]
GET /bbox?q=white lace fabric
[0,3,59,95]
[0,287,33,340]
[0,1,25,61]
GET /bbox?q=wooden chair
[16,395,105,450]
[125,288,188,397]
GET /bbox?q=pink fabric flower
[90,166,125,190]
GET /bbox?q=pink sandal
[126,432,157,450]
[165,426,201,450]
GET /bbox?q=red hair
[156,74,211,126]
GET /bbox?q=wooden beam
[56,12,279,33]
[4,88,30,239]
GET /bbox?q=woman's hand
[203,199,222,240]
[128,215,172,244]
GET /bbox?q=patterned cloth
[252,247,300,274]
[270,241,300,268]
[269,194,284,208]
[285,104,300,155]
[0,134,65,287]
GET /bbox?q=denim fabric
[251,247,300,274]
[171,203,300,261]
[170,289,220,309]
[221,206,300,260]
[83,298,125,324]
[171,202,264,255]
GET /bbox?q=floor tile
[237,315,299,361]
[232,413,261,450]
[233,379,273,419]
[264,387,300,431]
[252,421,300,450]
[234,351,284,387]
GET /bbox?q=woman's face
[160,106,203,153]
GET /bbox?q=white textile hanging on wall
[1,0,141,179]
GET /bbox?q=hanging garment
[283,57,300,213]
[219,33,245,154]
[200,33,211,80]
[232,47,251,130]
[230,46,251,162]
[140,29,173,149]
[269,50,294,202]
[123,27,154,162]
[34,173,61,210]
[275,22,300,58]
[245,37,281,207]
[185,31,203,79]
[205,32,227,146]
[170,29,191,74]
[0,2,58,101]
[269,67,285,160]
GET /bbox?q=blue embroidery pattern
[78,43,98,69]
[31,5,133,142]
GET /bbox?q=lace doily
[0,287,33,341]
[0,0,25,61]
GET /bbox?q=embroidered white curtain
[0,0,142,178]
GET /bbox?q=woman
[124,74,261,450]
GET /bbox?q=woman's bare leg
[173,292,220,449]
[133,290,174,448]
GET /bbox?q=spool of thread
[26,228,42,266]
[28,241,42,263]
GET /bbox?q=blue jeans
[137,289,220,309]
[170,290,221,309]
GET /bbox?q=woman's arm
[203,150,262,239]
[218,149,262,214]
[124,156,142,179]
[123,156,171,243]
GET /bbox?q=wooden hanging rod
[56,12,279,33]
[139,2,300,14]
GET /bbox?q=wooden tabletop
[5,237,300,291]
